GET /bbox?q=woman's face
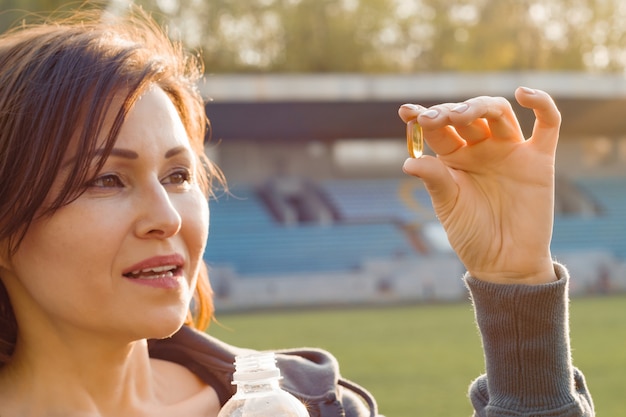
[0,87,209,342]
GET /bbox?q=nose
[135,181,182,239]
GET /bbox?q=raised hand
[399,87,560,285]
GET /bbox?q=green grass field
[208,294,626,417]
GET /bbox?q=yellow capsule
[406,119,423,158]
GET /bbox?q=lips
[124,264,180,279]
[122,254,184,280]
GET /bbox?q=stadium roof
[202,72,626,141]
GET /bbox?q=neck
[0,333,158,417]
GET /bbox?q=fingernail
[401,103,422,111]
[520,86,535,94]
[421,109,439,119]
[452,103,469,113]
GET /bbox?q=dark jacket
[148,325,377,417]
[149,263,595,417]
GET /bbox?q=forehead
[115,87,191,150]
[60,86,192,172]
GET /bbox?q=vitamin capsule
[406,119,423,158]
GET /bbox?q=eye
[88,174,124,188]
[163,169,192,186]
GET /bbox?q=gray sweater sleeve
[465,263,595,417]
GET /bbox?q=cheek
[178,194,209,291]
[15,207,117,280]
[7,207,120,316]
[180,191,209,258]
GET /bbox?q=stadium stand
[202,73,626,309]
[553,177,626,257]
[204,174,626,310]
[204,182,423,276]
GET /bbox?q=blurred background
[2,1,625,414]
[4,1,626,306]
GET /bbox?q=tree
[4,0,626,73]
[0,0,106,33]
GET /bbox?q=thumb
[402,156,458,208]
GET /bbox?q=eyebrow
[100,145,189,160]
[107,148,138,159]
[62,145,191,169]
[164,146,188,159]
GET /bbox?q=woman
[0,7,593,417]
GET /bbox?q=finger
[402,156,458,208]
[417,105,467,156]
[417,103,494,152]
[446,103,491,144]
[454,96,525,142]
[401,102,496,155]
[514,87,561,154]
[451,116,491,145]
[398,103,425,123]
[400,103,467,156]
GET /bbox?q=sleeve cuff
[464,263,581,411]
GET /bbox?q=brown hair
[0,8,222,364]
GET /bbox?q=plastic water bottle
[217,352,310,417]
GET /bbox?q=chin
[151,323,185,340]
[141,308,188,340]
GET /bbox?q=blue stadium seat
[552,177,626,258]
[204,177,626,276]
[204,181,424,276]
